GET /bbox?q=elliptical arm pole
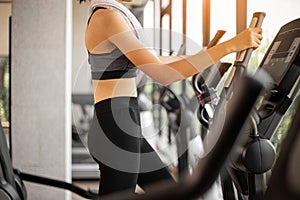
[17,171,98,199]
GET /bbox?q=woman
[82,0,263,196]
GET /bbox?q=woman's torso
[85,7,138,104]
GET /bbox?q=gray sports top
[88,7,137,80]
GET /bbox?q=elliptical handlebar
[207,30,226,48]
[225,12,266,89]
[236,12,266,65]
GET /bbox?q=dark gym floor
[72,181,98,200]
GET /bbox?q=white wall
[11,0,72,199]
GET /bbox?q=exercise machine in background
[0,120,98,200]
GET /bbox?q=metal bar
[19,171,98,199]
[169,0,172,55]
[153,0,160,55]
[202,0,211,46]
[159,0,163,55]
[182,0,187,51]
[236,0,247,34]
[160,3,171,17]
[181,0,187,92]
[159,0,172,55]
[8,16,12,159]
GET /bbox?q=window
[248,0,300,71]
[210,0,236,62]
[0,3,11,122]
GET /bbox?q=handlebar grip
[237,12,266,63]
[207,30,226,48]
[225,12,266,89]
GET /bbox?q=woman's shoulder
[91,7,123,23]
[89,7,132,34]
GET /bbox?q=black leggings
[88,97,174,196]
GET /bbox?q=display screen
[261,30,300,85]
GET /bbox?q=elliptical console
[257,18,300,139]
[227,18,300,200]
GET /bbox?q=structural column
[11,0,72,199]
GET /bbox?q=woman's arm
[87,9,262,86]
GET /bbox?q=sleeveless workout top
[87,7,137,80]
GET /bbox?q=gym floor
[71,181,146,199]
[72,181,98,200]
